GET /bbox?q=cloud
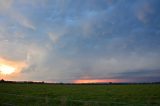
[0,0,160,82]
[48,27,67,44]
[0,0,35,30]
[134,1,155,23]
[13,13,36,30]
[0,0,13,11]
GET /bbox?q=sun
[0,64,16,75]
[0,57,27,77]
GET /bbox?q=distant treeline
[0,79,160,85]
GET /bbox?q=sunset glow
[74,79,124,83]
[0,64,15,75]
[0,57,27,79]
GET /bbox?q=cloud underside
[0,0,160,82]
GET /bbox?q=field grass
[0,83,160,106]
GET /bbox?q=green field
[0,83,160,106]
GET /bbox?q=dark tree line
[0,79,160,85]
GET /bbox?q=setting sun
[0,57,27,79]
[0,64,15,75]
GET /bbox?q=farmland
[0,83,160,106]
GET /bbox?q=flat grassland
[0,83,160,106]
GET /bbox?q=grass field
[0,83,160,106]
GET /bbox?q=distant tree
[59,82,64,85]
[0,79,5,83]
[109,82,112,84]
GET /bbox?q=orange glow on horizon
[0,57,27,79]
[0,64,16,75]
[74,79,125,83]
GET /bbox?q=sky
[0,0,160,83]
